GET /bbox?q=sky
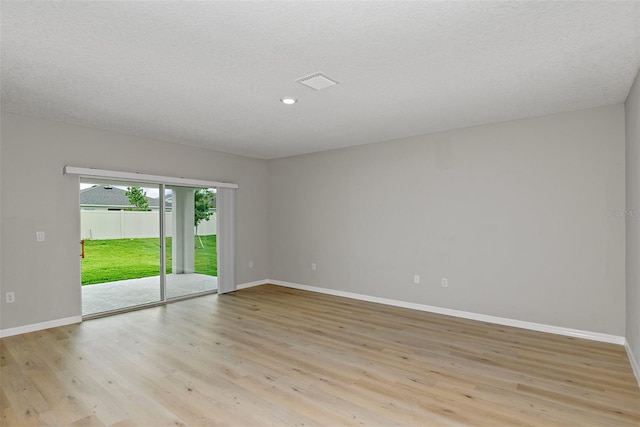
[80,183,216,199]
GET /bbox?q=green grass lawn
[81,235,217,285]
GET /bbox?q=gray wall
[0,103,631,339]
[268,105,626,335]
[626,68,640,371]
[0,113,269,330]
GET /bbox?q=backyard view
[81,235,217,285]
[80,183,218,316]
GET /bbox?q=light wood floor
[1,285,639,426]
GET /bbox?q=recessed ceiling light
[280,97,297,105]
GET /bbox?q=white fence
[81,210,216,240]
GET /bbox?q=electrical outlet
[36,231,45,242]
[249,261,254,269]
[441,278,448,287]
[413,275,420,284]
[6,292,15,303]
[311,263,317,271]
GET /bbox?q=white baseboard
[266,280,626,346]
[0,316,82,339]
[625,340,640,387]
[236,279,269,290]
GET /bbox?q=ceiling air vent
[296,72,339,91]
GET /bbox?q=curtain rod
[63,166,239,189]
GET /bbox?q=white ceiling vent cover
[296,72,339,91]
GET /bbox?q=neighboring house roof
[80,185,161,208]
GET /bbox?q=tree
[125,186,149,211]
[194,189,215,248]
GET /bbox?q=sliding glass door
[80,179,220,317]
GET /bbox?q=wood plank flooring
[1,284,639,426]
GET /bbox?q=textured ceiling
[2,1,639,159]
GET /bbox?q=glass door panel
[80,180,162,316]
[165,186,218,299]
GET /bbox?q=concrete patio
[82,273,217,316]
